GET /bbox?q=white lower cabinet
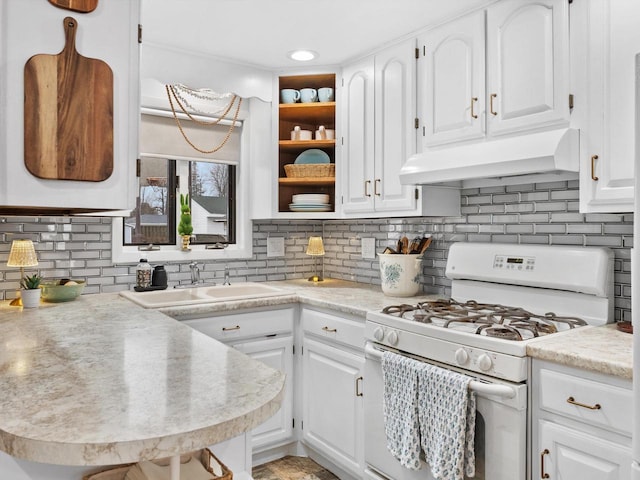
[300,308,365,479]
[532,360,632,480]
[233,336,294,451]
[182,307,295,452]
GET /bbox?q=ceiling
[141,0,490,70]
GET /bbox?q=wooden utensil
[400,236,409,254]
[48,0,98,13]
[420,237,433,254]
[24,16,113,182]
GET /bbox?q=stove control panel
[493,254,535,271]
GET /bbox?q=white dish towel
[381,351,422,470]
[418,362,476,480]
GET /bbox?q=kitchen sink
[119,282,290,308]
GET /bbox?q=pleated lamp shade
[306,236,325,256]
[7,240,38,268]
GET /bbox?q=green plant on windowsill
[178,193,193,251]
[21,273,42,290]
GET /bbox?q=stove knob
[455,348,469,366]
[373,327,385,342]
[387,330,399,346]
[478,353,493,372]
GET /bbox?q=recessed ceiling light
[288,50,318,62]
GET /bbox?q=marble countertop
[161,278,443,320]
[154,279,634,380]
[526,324,633,380]
[0,294,285,466]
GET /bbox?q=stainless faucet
[223,265,231,285]
[190,262,201,285]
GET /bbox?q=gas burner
[478,325,523,341]
[382,298,589,341]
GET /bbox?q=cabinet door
[233,336,294,451]
[537,420,631,480]
[579,0,639,212]
[486,0,570,136]
[419,11,485,148]
[0,0,139,212]
[302,338,364,478]
[373,39,418,213]
[341,57,375,214]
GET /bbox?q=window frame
[111,113,253,264]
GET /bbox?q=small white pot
[378,253,423,297]
[21,288,41,308]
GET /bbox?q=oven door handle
[365,343,517,400]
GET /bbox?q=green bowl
[40,280,86,303]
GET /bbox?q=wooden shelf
[279,177,335,186]
[279,102,335,122]
[279,140,336,150]
[277,73,337,215]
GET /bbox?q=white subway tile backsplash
[0,183,632,321]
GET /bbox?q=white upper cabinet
[373,40,419,212]
[419,10,485,147]
[418,0,570,151]
[0,0,139,214]
[576,0,640,213]
[341,57,375,214]
[486,0,570,136]
[341,39,436,217]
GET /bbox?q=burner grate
[382,298,587,341]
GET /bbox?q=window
[112,107,252,263]
[123,159,235,247]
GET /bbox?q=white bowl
[292,194,330,204]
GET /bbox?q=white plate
[289,204,332,212]
[292,194,330,204]
[289,202,330,208]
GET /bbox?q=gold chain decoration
[165,84,242,154]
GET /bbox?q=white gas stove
[364,242,614,480]
[366,242,614,381]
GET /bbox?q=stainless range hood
[399,128,580,187]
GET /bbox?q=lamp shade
[306,236,325,256]
[7,240,38,267]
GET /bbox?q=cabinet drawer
[183,308,294,342]
[301,308,365,350]
[539,368,632,436]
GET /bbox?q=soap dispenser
[152,265,168,288]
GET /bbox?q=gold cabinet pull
[222,325,241,331]
[490,93,498,116]
[356,376,363,397]
[471,97,478,119]
[374,179,381,196]
[365,180,372,197]
[540,449,550,479]
[567,396,601,410]
[322,326,337,333]
[591,155,599,181]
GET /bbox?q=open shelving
[278,73,336,214]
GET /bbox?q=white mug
[318,87,334,102]
[300,88,318,103]
[315,125,335,140]
[291,125,312,141]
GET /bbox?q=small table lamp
[306,236,325,282]
[7,239,39,306]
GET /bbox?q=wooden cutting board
[48,0,99,14]
[24,16,113,182]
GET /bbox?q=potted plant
[20,273,42,308]
[178,193,193,251]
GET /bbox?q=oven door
[364,342,528,480]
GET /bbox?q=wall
[0,181,632,321]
